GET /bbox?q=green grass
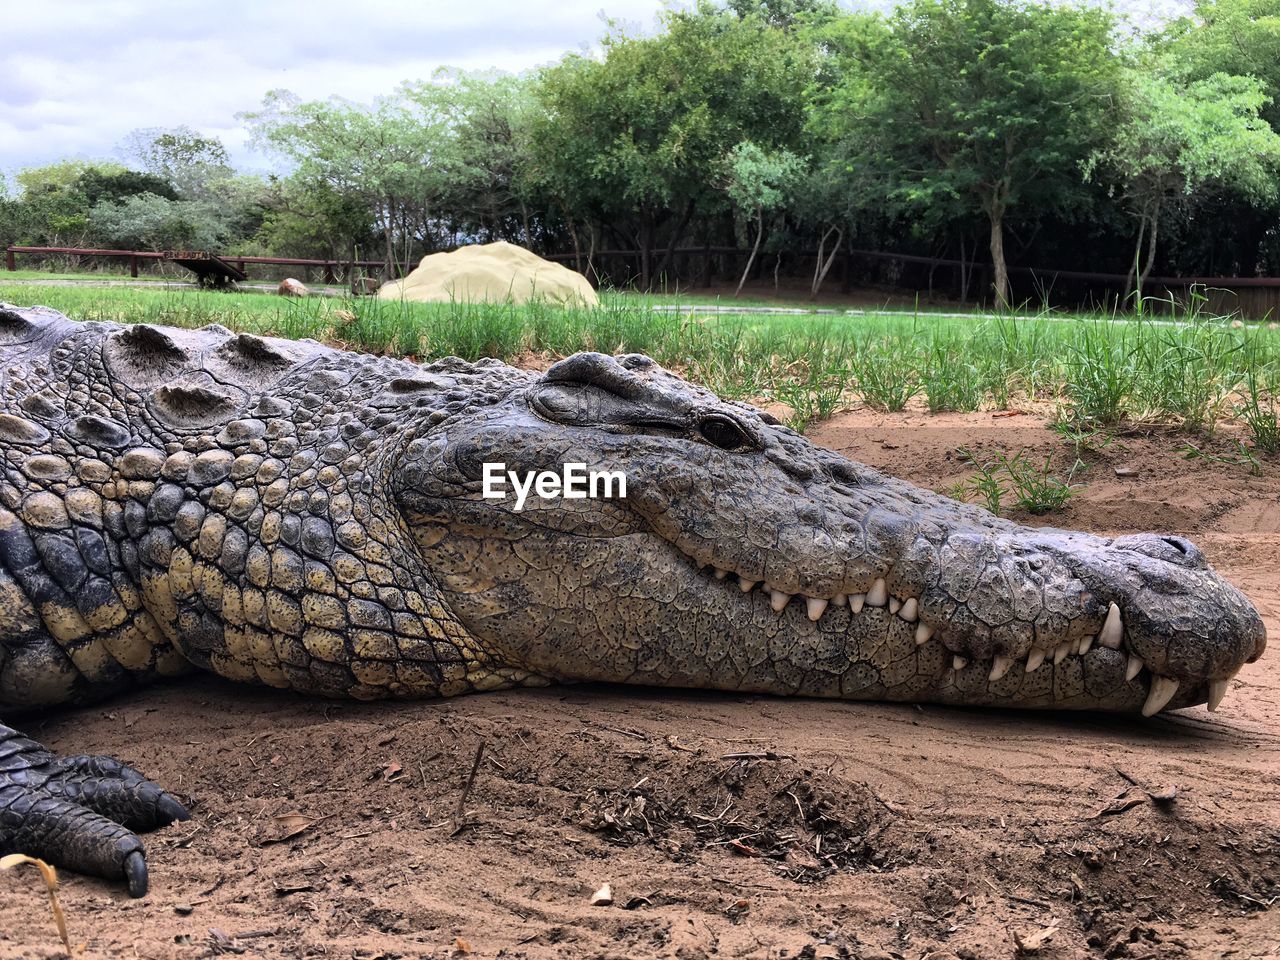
[956,448,1081,515]
[3,282,1280,446]
[1236,369,1280,456]
[922,334,984,413]
[2,268,351,291]
[2,269,177,283]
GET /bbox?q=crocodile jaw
[406,506,1263,714]
[395,354,1266,715]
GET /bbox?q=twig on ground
[452,740,487,836]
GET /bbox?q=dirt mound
[573,747,895,883]
[378,241,599,306]
[2,407,1278,959]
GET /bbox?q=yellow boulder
[377,241,598,307]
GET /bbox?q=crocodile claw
[0,724,187,897]
[124,850,149,898]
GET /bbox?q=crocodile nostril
[1113,533,1208,569]
[1249,622,1268,663]
[1158,535,1207,568]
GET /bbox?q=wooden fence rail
[8,243,1279,318]
[5,246,388,285]
[542,245,1280,319]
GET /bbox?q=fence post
[5,247,14,272]
[130,255,138,278]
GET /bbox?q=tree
[253,175,377,262]
[1160,0,1280,130]
[90,193,226,250]
[0,161,190,251]
[726,0,839,29]
[1157,0,1280,275]
[120,126,232,199]
[801,9,894,295]
[1085,70,1280,296]
[720,141,805,294]
[527,3,812,288]
[76,168,177,206]
[790,154,869,296]
[821,0,1123,306]
[14,160,102,195]
[401,70,538,245]
[0,183,26,250]
[7,161,103,246]
[242,90,453,274]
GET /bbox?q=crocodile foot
[0,723,188,897]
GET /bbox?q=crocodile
[0,304,1266,897]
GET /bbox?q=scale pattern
[0,305,540,712]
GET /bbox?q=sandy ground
[1,410,1277,960]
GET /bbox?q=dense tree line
[3,0,1280,305]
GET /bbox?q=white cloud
[0,0,1194,177]
[0,0,670,174]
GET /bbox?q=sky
[1,0,1193,179]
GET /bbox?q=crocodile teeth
[952,655,969,671]
[1125,655,1144,682]
[1078,634,1094,656]
[833,593,847,606]
[1025,648,1047,673]
[807,597,828,621]
[739,579,757,593]
[1053,641,1071,666]
[899,598,918,622]
[714,568,728,580]
[888,597,901,615]
[1099,602,1123,648]
[1207,679,1229,712]
[915,623,934,645]
[866,578,888,606]
[1142,675,1180,717]
[770,589,791,612]
[989,655,1014,682]
[849,594,866,614]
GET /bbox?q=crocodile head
[397,352,1266,715]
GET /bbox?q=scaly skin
[0,305,1266,895]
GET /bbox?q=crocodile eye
[697,414,752,452]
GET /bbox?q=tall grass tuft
[957,448,1079,515]
[1133,321,1240,431]
[1060,322,1139,428]
[852,339,920,412]
[922,334,984,413]
[1237,369,1280,456]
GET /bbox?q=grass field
[2,269,179,283]
[3,281,1278,448]
[1,269,351,292]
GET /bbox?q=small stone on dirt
[590,883,613,906]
